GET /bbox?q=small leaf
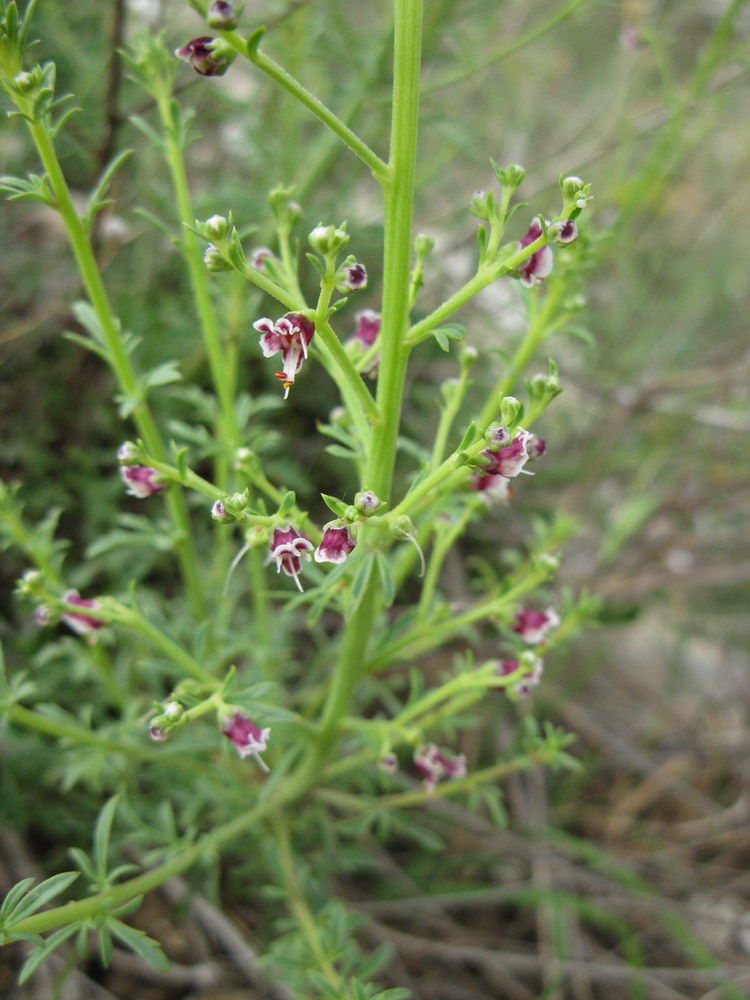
[305,252,324,279]
[109,918,170,971]
[246,26,266,57]
[6,873,79,924]
[0,878,35,919]
[98,923,113,967]
[320,493,348,517]
[94,796,120,882]
[18,924,78,984]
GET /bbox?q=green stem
[365,0,423,502]
[416,499,482,619]
[5,704,146,757]
[367,569,548,671]
[25,118,206,619]
[222,30,389,181]
[477,281,563,430]
[80,599,217,686]
[430,361,475,469]
[156,95,240,463]
[273,814,341,986]
[315,319,380,427]
[406,233,550,347]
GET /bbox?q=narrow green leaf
[18,924,78,984]
[8,873,79,924]
[320,493,348,517]
[94,795,120,882]
[109,918,170,971]
[345,556,373,620]
[0,878,35,919]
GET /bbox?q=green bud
[461,344,479,367]
[202,214,229,241]
[343,505,359,522]
[499,163,526,189]
[211,499,236,523]
[13,69,38,94]
[413,232,435,257]
[440,377,461,405]
[354,491,382,516]
[308,223,349,256]
[268,187,301,228]
[204,244,231,272]
[207,1,241,30]
[537,552,560,573]
[470,189,495,221]
[500,395,523,426]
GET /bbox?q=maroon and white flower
[414,744,467,793]
[480,429,532,478]
[550,219,578,245]
[517,219,553,288]
[61,589,104,638]
[352,309,381,346]
[471,472,512,505]
[528,434,546,459]
[495,654,544,696]
[513,606,560,645]
[268,525,314,591]
[250,246,274,269]
[314,523,356,565]
[335,260,368,293]
[221,711,270,762]
[174,36,233,77]
[121,464,166,499]
[253,312,315,398]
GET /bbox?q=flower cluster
[472,428,545,504]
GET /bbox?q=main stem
[305,0,424,772]
[365,0,423,501]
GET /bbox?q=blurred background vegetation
[2,0,749,997]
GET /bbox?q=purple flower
[528,434,546,459]
[335,260,368,293]
[314,523,356,565]
[175,37,233,77]
[61,589,104,638]
[513,607,560,645]
[550,219,578,245]
[221,711,270,759]
[495,654,544,696]
[517,219,553,288]
[250,246,275,269]
[268,525,314,591]
[480,430,532,478]
[206,0,239,30]
[121,465,166,499]
[352,309,381,346]
[253,312,315,398]
[471,472,512,505]
[414,744,467,793]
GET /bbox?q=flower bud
[498,163,526,189]
[470,189,495,220]
[484,423,511,450]
[203,214,229,240]
[308,224,349,256]
[250,246,274,269]
[499,396,522,426]
[175,37,235,77]
[117,441,139,465]
[461,344,479,366]
[206,1,240,30]
[13,70,38,94]
[204,243,232,271]
[211,499,236,523]
[414,232,435,257]
[354,491,382,515]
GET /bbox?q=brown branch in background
[95,0,127,177]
